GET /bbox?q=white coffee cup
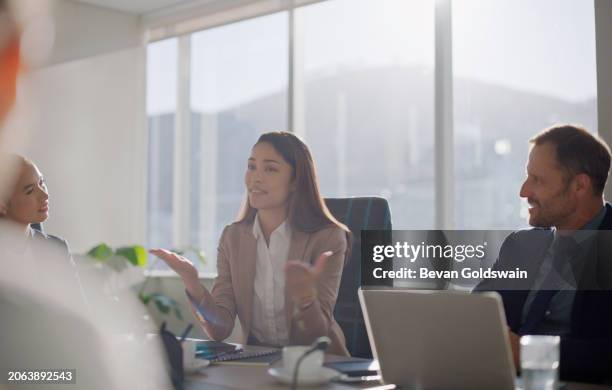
[282,345,324,377]
[182,339,208,373]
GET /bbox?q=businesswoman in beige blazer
[151,131,350,355]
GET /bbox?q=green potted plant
[85,243,205,322]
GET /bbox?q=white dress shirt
[250,214,292,346]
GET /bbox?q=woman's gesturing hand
[149,248,199,285]
[285,251,333,306]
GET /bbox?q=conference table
[185,353,387,390]
[185,348,611,390]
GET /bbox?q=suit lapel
[284,229,310,331]
[237,224,257,334]
[526,231,555,288]
[519,231,558,334]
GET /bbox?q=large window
[146,0,598,272]
[189,13,288,273]
[452,0,597,228]
[295,0,435,228]
[147,13,288,272]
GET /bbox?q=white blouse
[250,214,292,346]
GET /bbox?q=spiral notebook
[209,349,281,366]
[195,341,280,366]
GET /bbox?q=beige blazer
[191,221,350,356]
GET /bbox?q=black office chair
[324,197,392,358]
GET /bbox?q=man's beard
[528,185,575,228]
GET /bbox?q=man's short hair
[530,124,611,195]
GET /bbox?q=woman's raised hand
[149,248,199,285]
[285,251,332,305]
[150,248,216,329]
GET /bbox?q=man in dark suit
[475,124,612,383]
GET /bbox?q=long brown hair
[236,131,349,234]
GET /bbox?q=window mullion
[173,34,192,248]
[434,0,455,229]
[288,5,295,133]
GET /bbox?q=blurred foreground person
[0,1,171,388]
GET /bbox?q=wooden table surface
[185,351,611,390]
[185,351,385,390]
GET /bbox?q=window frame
[144,0,603,276]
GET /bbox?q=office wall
[47,0,143,66]
[20,0,147,252]
[26,46,147,252]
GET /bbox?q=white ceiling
[71,0,209,15]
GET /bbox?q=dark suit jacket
[475,203,612,383]
[30,227,89,309]
[31,227,72,259]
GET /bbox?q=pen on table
[179,323,194,343]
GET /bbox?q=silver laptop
[358,288,516,390]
